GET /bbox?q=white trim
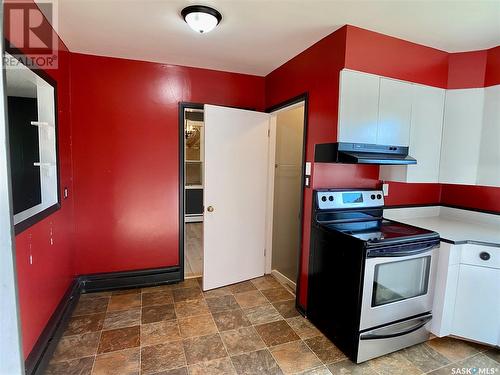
[271,269,297,293]
[0,41,25,374]
[265,114,277,274]
[185,215,203,223]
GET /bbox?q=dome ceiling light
[181,5,222,34]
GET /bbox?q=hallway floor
[185,223,203,278]
[44,275,499,375]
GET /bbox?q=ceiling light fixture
[181,5,222,34]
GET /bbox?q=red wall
[70,53,265,275]
[6,4,75,358]
[344,25,449,88]
[485,46,500,86]
[441,184,500,213]
[447,51,488,89]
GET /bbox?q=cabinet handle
[479,252,490,261]
[207,206,214,212]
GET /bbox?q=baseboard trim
[26,266,182,375]
[25,279,80,375]
[271,269,296,293]
[79,266,181,293]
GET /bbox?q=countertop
[384,206,500,247]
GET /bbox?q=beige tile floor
[185,223,202,278]
[44,275,499,375]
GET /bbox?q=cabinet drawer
[460,244,500,269]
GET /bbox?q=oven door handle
[367,243,437,258]
[360,314,432,340]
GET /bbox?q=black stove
[307,188,440,363]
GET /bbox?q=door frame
[178,102,260,280]
[265,93,309,291]
[178,102,204,281]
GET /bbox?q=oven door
[360,243,438,330]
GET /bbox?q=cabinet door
[477,84,500,186]
[440,89,484,185]
[377,78,413,146]
[407,85,445,182]
[379,84,445,183]
[452,264,500,345]
[338,70,379,144]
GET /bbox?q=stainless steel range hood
[315,143,417,165]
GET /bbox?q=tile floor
[44,275,499,375]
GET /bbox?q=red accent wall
[70,53,265,275]
[344,25,449,88]
[6,2,75,357]
[485,46,500,86]
[447,51,488,89]
[441,184,500,213]
[383,182,442,206]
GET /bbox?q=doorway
[183,106,204,278]
[179,100,307,291]
[267,98,307,291]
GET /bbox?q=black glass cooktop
[326,219,436,244]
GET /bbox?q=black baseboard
[26,266,182,375]
[78,266,181,293]
[25,279,80,375]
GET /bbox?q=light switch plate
[382,183,389,196]
[305,162,311,176]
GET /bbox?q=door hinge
[267,129,270,137]
[264,248,266,256]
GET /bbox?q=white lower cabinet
[452,264,500,346]
[432,243,500,345]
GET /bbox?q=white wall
[0,30,25,375]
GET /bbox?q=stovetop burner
[344,220,435,244]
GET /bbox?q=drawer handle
[479,252,491,261]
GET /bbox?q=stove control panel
[316,190,384,210]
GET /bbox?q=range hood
[315,142,417,165]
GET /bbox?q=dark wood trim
[266,93,309,312]
[25,280,80,375]
[5,44,62,235]
[179,102,204,282]
[266,93,308,113]
[79,266,181,293]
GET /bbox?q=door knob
[207,206,214,212]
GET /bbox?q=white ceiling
[47,0,500,76]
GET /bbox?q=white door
[203,104,270,291]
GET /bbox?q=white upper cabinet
[380,84,445,183]
[439,89,484,185]
[377,78,413,146]
[477,85,500,187]
[338,70,380,144]
[339,69,500,187]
